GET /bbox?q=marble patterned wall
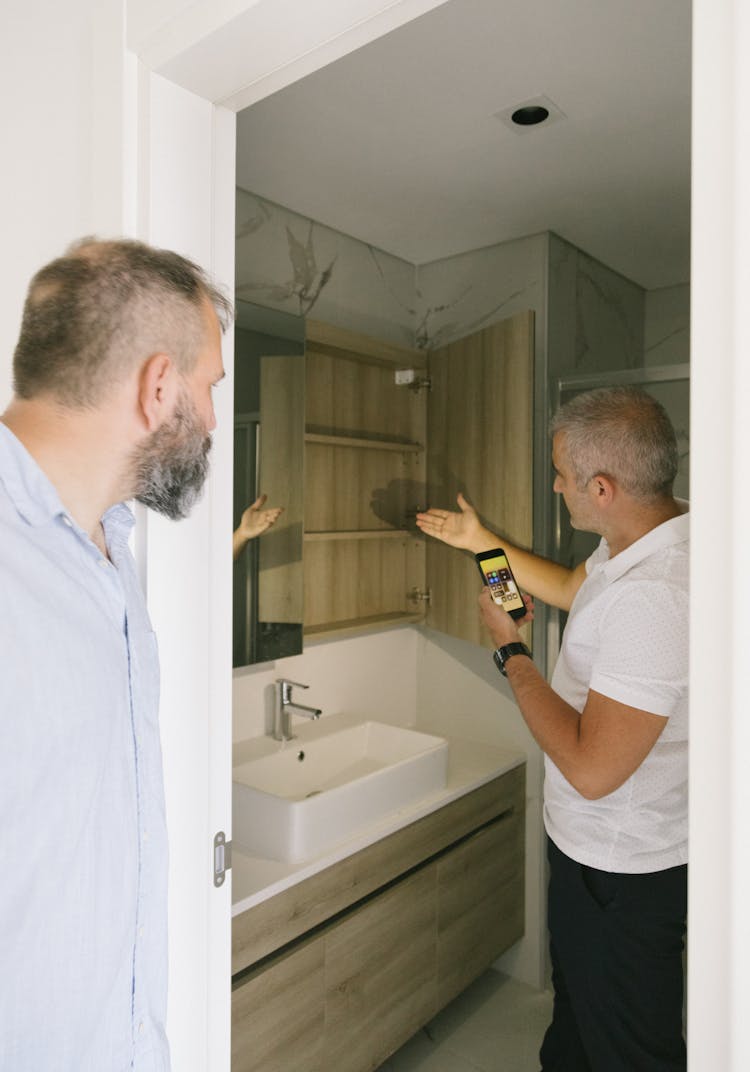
[236,188,550,354]
[236,188,416,347]
[547,232,645,379]
[644,284,690,367]
[413,234,547,351]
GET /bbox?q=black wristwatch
[493,642,532,677]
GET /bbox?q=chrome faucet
[274,679,322,742]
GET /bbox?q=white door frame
[130,0,750,1067]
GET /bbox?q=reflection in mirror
[233,301,305,667]
[553,366,690,614]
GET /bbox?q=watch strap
[493,642,532,677]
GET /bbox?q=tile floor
[376,969,553,1072]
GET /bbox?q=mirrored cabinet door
[233,303,305,667]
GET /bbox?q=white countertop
[231,722,524,918]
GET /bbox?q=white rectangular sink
[233,721,449,863]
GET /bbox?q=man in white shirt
[417,386,688,1071]
[0,238,230,1071]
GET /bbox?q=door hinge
[407,586,432,605]
[213,831,232,888]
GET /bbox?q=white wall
[233,627,419,742]
[0,0,126,409]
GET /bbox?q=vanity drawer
[437,808,525,1007]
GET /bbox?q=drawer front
[232,936,326,1072]
[436,809,525,1008]
[324,866,438,1072]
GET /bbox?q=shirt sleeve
[588,580,688,717]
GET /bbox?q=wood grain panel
[232,764,525,975]
[231,935,325,1072]
[305,350,424,444]
[305,442,421,533]
[426,311,534,647]
[303,320,428,636]
[436,813,525,1008]
[324,868,438,1072]
[303,537,411,627]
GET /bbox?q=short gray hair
[550,385,679,501]
[13,237,234,408]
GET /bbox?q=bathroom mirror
[232,301,305,667]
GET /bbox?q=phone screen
[477,551,525,617]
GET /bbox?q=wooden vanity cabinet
[231,763,525,1072]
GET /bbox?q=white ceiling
[236,0,691,290]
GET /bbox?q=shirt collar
[0,422,135,540]
[598,507,689,584]
[0,422,68,526]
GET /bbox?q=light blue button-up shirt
[0,424,170,1071]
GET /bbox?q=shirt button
[138,1022,144,1034]
[98,558,108,567]
[139,926,145,937]
[62,516,73,527]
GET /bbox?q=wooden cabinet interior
[231,765,525,1072]
[302,314,534,646]
[304,320,427,638]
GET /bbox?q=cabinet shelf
[305,612,424,641]
[304,529,414,542]
[305,432,423,453]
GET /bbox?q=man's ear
[137,352,177,432]
[591,473,616,505]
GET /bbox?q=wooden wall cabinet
[232,765,525,1072]
[303,315,534,646]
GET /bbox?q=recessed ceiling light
[512,105,549,126]
[493,94,566,135]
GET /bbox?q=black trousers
[540,837,687,1072]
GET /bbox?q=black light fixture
[493,95,565,135]
[511,104,550,127]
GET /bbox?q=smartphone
[474,548,527,620]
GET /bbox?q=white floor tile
[375,970,553,1072]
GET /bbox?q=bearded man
[0,238,231,1071]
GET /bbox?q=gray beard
[132,398,212,521]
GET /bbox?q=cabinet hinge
[213,831,232,888]
[407,587,432,605]
[394,368,432,392]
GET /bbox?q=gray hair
[550,385,679,501]
[13,237,234,408]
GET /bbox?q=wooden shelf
[305,432,423,453]
[304,529,413,542]
[305,612,423,641]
